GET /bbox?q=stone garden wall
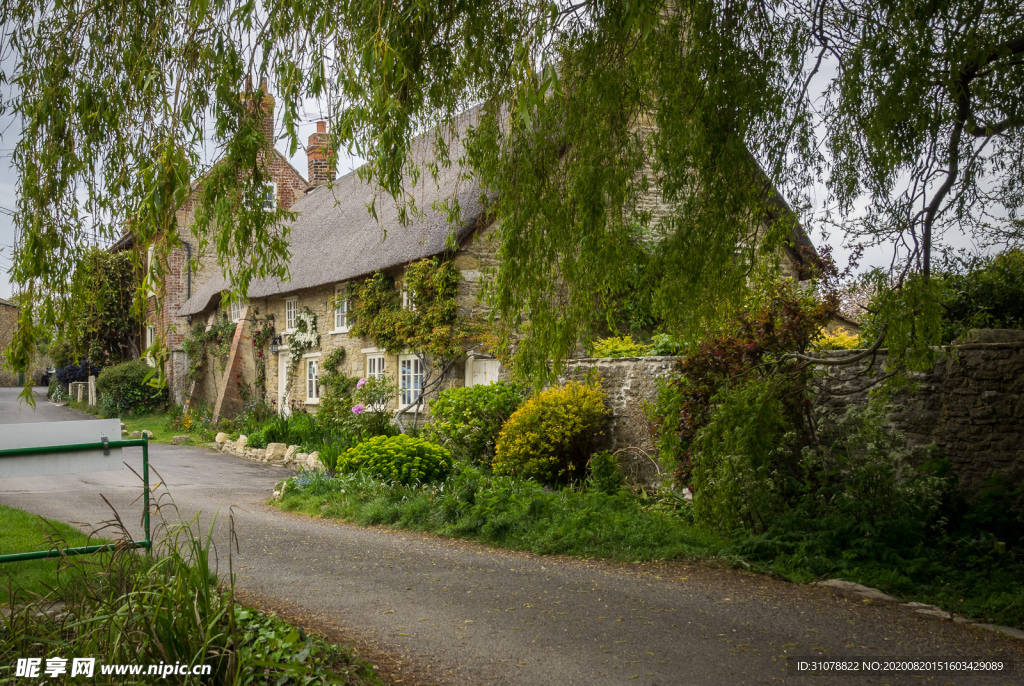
[561,331,1024,496]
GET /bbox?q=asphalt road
[1,387,1022,685]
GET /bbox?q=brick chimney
[242,76,276,146]
[307,120,336,185]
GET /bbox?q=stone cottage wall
[561,337,1024,496]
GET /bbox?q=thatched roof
[178,119,485,316]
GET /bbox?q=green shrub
[95,360,167,415]
[337,434,450,484]
[426,381,526,467]
[48,338,76,369]
[247,428,267,448]
[590,335,650,358]
[588,450,625,495]
[493,381,606,485]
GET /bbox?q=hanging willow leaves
[1,0,1021,394]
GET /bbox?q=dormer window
[263,182,277,210]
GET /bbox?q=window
[305,355,320,403]
[285,298,297,331]
[366,353,386,379]
[263,182,277,210]
[144,324,156,367]
[228,299,242,323]
[145,245,156,297]
[401,285,416,311]
[333,286,350,332]
[399,354,422,407]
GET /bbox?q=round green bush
[337,434,451,484]
[493,381,607,485]
[425,381,526,467]
[96,360,168,414]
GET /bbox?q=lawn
[0,503,106,602]
[63,401,211,446]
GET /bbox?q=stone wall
[561,334,1024,496]
[560,356,679,486]
[813,333,1024,497]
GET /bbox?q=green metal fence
[0,437,151,563]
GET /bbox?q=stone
[141,430,154,439]
[236,435,248,451]
[265,443,288,462]
[295,452,309,469]
[215,432,229,444]
[956,329,1024,345]
[307,452,321,470]
[172,435,189,445]
[818,579,898,603]
[129,431,141,438]
[283,445,298,464]
[121,422,126,431]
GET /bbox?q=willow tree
[2,0,1022,394]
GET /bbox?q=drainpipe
[183,240,192,324]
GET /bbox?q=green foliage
[425,381,526,467]
[337,434,451,484]
[688,379,792,531]
[47,338,75,370]
[69,248,141,366]
[938,249,1024,343]
[652,278,837,482]
[589,335,651,358]
[181,317,238,383]
[588,451,625,495]
[350,258,476,363]
[315,347,357,429]
[1,498,378,684]
[493,381,606,485]
[276,464,723,564]
[648,333,686,356]
[96,360,167,415]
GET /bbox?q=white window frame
[304,353,321,404]
[228,298,242,323]
[144,324,157,367]
[331,286,350,334]
[285,298,298,333]
[366,352,386,380]
[145,245,157,297]
[401,284,416,311]
[263,181,277,210]
[398,354,423,408]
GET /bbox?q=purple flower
[356,378,367,389]
[352,404,365,415]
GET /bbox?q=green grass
[273,468,1024,630]
[276,468,725,562]
[0,503,106,602]
[64,402,210,446]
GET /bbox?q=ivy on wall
[349,257,480,419]
[181,316,238,384]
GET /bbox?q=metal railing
[0,437,151,563]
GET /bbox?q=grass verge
[273,467,1024,630]
[62,401,209,446]
[0,503,106,603]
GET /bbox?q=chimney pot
[307,120,336,186]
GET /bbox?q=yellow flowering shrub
[337,434,450,484]
[493,381,607,485]
[812,326,862,350]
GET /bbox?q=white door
[471,359,500,386]
[277,352,291,416]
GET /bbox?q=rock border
[213,432,323,472]
[816,578,1024,641]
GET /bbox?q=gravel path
[1,388,1021,685]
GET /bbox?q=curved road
[1,388,1021,685]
